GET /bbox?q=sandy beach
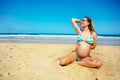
[0,43,120,80]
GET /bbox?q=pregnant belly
[76,42,91,58]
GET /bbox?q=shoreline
[0,35,120,45]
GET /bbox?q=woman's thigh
[78,57,102,68]
[59,52,76,66]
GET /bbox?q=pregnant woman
[59,16,102,68]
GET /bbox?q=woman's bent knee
[59,59,68,66]
[95,60,102,68]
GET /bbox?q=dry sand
[0,43,120,80]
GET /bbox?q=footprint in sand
[9,56,13,58]
[95,78,98,80]
[0,72,10,77]
[0,59,2,62]
[9,48,13,49]
[0,73,3,77]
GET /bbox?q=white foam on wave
[98,36,120,39]
[0,34,120,39]
[0,34,120,45]
[0,34,77,39]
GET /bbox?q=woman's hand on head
[71,18,83,25]
[71,18,77,20]
[71,18,80,22]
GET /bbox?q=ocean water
[0,34,120,45]
[0,0,120,35]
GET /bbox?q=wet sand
[0,43,120,80]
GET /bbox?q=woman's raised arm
[71,18,82,34]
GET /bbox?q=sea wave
[0,34,120,39]
[0,34,120,45]
[0,34,77,39]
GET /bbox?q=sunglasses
[81,19,87,22]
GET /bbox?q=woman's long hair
[84,16,97,34]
